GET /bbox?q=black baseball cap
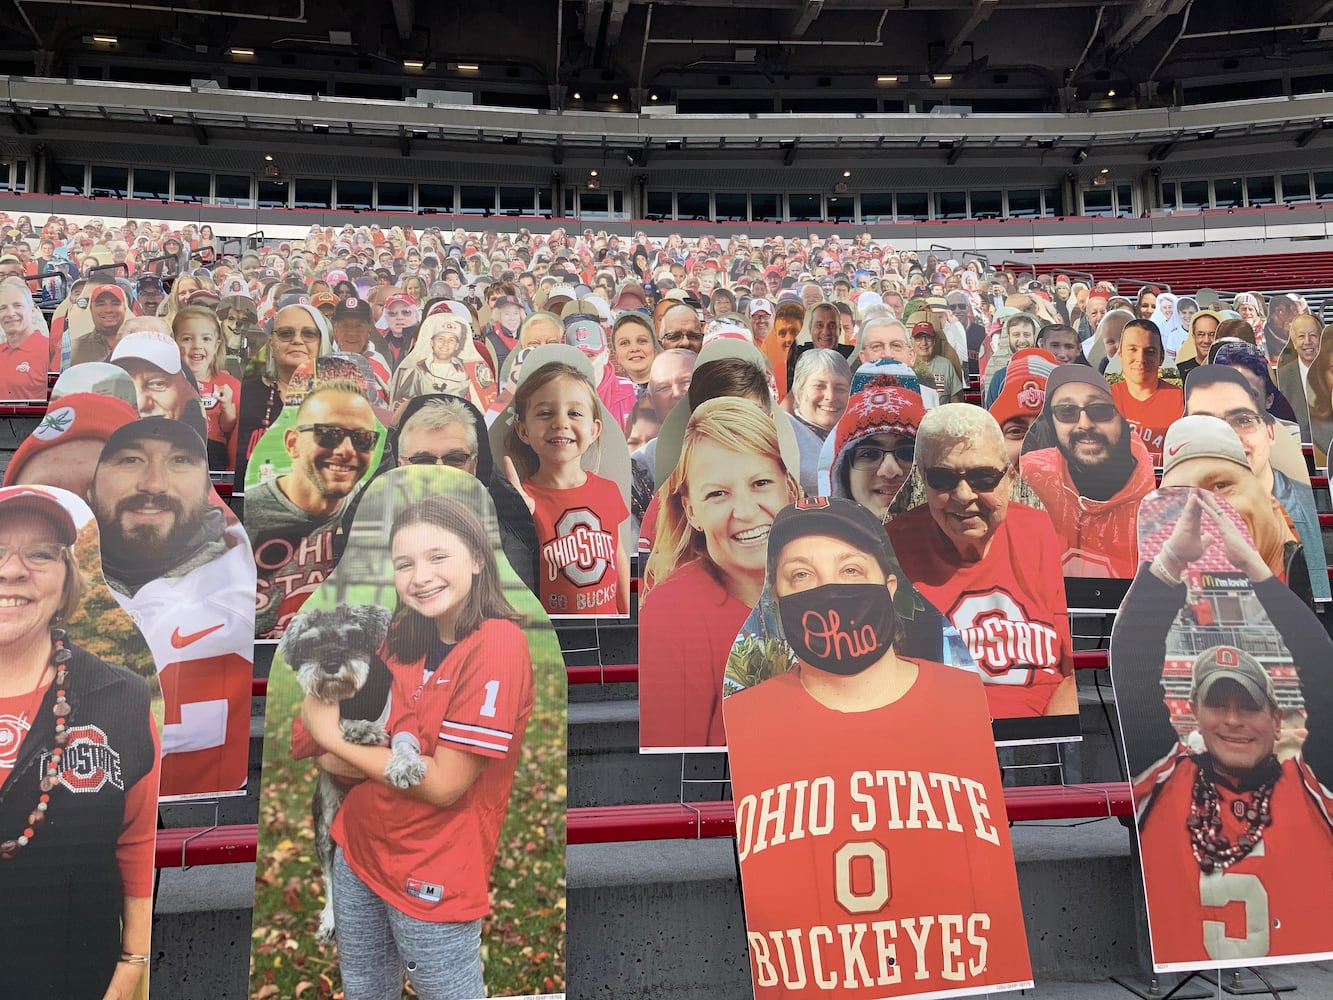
[101,416,208,462]
[332,296,373,324]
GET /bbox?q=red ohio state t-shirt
[524,472,627,616]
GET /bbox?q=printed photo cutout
[244,375,387,640]
[171,305,242,473]
[233,302,334,491]
[88,416,257,801]
[1020,363,1155,580]
[887,404,1081,746]
[1304,320,1333,468]
[1274,314,1317,446]
[1182,365,1330,604]
[389,311,498,418]
[0,279,55,403]
[1111,484,1333,973]
[490,344,632,619]
[638,395,802,753]
[641,339,802,562]
[49,360,138,407]
[816,372,928,521]
[251,466,567,999]
[724,498,1034,1000]
[380,393,540,593]
[67,280,132,368]
[0,485,161,1000]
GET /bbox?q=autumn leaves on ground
[250,626,567,999]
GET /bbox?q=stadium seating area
[4,205,1333,999]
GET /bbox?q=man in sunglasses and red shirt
[888,403,1075,723]
[245,380,380,638]
[1019,365,1156,578]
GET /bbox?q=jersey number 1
[479,679,501,719]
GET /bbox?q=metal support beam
[788,0,824,39]
[606,0,631,46]
[949,0,997,52]
[584,0,606,47]
[390,0,414,41]
[1107,0,1187,50]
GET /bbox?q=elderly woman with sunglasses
[888,404,1075,720]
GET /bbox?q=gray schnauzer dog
[280,603,428,943]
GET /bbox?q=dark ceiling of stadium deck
[1,0,1331,114]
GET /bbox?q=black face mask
[778,582,897,676]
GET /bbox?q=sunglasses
[296,424,380,452]
[850,443,915,470]
[1050,402,1119,425]
[402,450,475,467]
[923,466,1008,493]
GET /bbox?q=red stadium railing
[155,781,1136,866]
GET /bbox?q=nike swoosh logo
[1166,443,1185,457]
[171,623,226,648]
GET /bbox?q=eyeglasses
[949,304,970,313]
[273,327,321,343]
[850,443,915,470]
[1050,402,1119,425]
[1208,411,1263,433]
[923,466,1009,493]
[660,330,703,346]
[0,542,65,571]
[297,424,380,452]
[403,450,475,468]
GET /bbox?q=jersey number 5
[1199,869,1270,960]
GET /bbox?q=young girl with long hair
[301,491,533,1000]
[504,361,630,616]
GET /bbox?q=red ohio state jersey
[724,665,1034,999]
[1136,749,1333,968]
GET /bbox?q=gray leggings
[332,847,485,1000]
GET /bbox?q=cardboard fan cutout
[887,404,1081,746]
[244,368,387,639]
[1019,363,1155,581]
[0,279,56,403]
[0,485,161,1000]
[1180,363,1330,604]
[250,467,567,1000]
[490,344,632,619]
[724,498,1035,1000]
[1111,485,1333,972]
[638,394,802,753]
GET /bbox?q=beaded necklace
[1187,760,1276,875]
[0,629,72,860]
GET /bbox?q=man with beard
[245,380,380,638]
[1020,366,1156,578]
[1263,293,1300,366]
[90,417,256,798]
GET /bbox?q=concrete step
[566,818,1139,999]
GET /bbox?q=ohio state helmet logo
[541,507,616,588]
[950,590,1059,680]
[41,725,124,793]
